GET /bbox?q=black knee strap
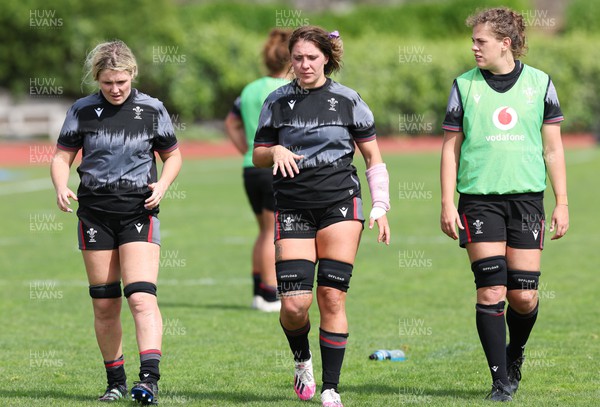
[89,282,122,298]
[276,259,315,293]
[471,255,507,289]
[317,258,353,292]
[507,270,541,290]
[123,282,157,298]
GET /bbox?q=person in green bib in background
[440,7,569,402]
[225,28,292,312]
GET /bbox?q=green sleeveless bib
[456,65,548,194]
[240,76,289,167]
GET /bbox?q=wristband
[366,163,390,213]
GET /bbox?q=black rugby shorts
[458,193,545,249]
[243,167,275,214]
[77,209,161,250]
[274,196,364,240]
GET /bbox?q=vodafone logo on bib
[492,106,518,131]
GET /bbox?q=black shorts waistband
[275,192,362,211]
[459,192,543,202]
[77,206,156,220]
[243,166,273,176]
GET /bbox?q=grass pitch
[1,147,599,406]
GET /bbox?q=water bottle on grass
[369,349,406,361]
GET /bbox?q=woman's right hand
[440,202,463,240]
[272,145,304,178]
[56,187,78,213]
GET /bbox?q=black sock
[281,320,311,361]
[476,302,509,385]
[319,328,348,393]
[260,283,278,302]
[252,271,261,296]
[506,301,538,362]
[104,355,126,386]
[139,349,161,382]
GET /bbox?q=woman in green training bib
[440,7,569,402]
[224,28,292,312]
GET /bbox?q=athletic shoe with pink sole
[321,389,344,407]
[293,353,316,400]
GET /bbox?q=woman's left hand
[550,204,569,240]
[369,212,391,245]
[145,181,167,210]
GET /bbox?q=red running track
[0,134,596,167]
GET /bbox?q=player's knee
[477,285,507,304]
[276,259,315,293]
[91,294,121,321]
[125,284,158,316]
[509,296,538,315]
[123,282,157,312]
[89,281,122,299]
[280,297,311,321]
[318,286,345,316]
[317,259,353,292]
[471,255,507,289]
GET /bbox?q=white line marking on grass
[0,178,53,195]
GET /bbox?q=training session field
[1,145,598,406]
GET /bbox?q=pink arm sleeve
[365,163,390,211]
